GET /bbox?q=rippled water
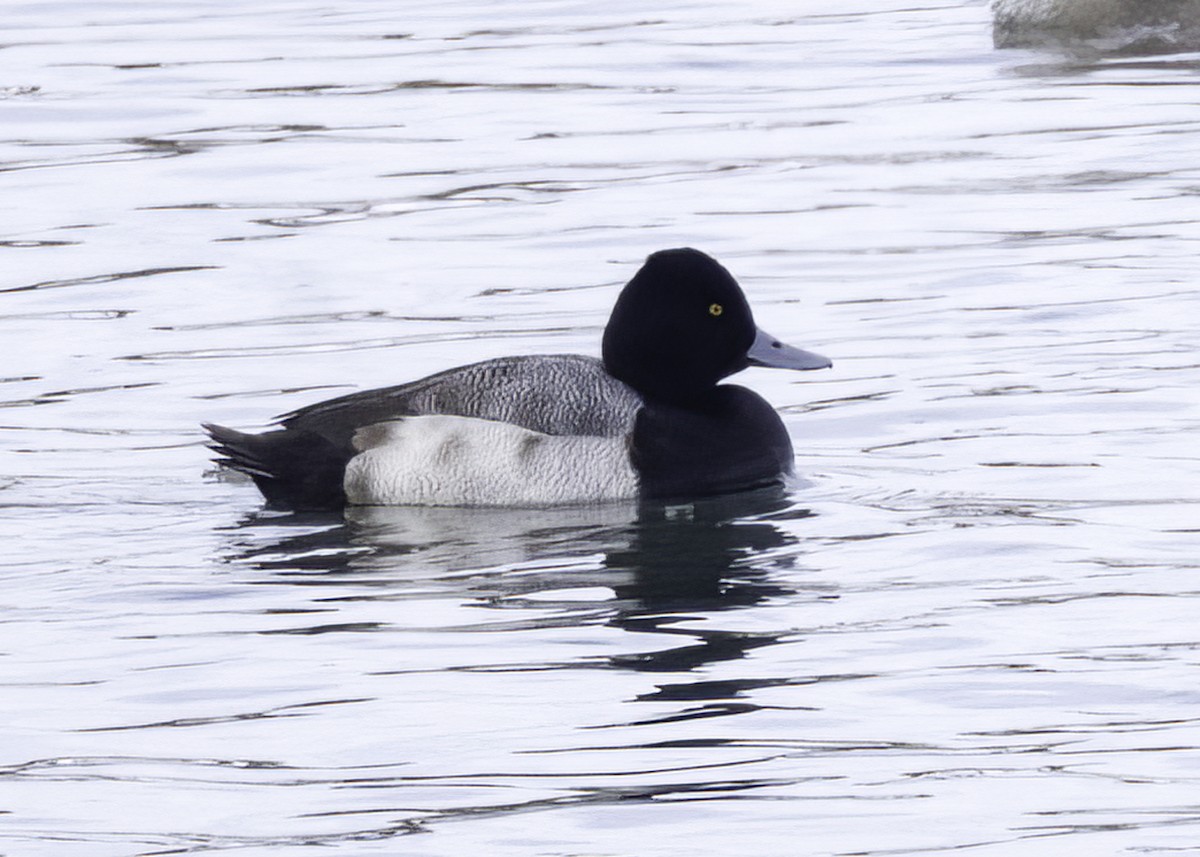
[3,1,1200,854]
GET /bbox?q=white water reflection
[4,0,1200,854]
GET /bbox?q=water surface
[3,1,1200,854]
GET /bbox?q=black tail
[203,423,350,511]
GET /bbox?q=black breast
[630,384,794,500]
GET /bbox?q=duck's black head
[602,248,830,405]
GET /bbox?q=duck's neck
[605,358,748,409]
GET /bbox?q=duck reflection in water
[221,487,818,680]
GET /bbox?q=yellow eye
[709,303,723,317]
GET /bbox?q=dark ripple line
[0,142,194,174]
[3,751,796,791]
[238,78,612,97]
[1,266,217,294]
[75,697,371,733]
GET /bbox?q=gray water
[3,1,1200,854]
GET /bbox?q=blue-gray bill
[746,327,832,371]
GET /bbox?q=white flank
[343,416,639,507]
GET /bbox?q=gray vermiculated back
[280,354,643,448]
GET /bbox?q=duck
[204,248,831,510]
[991,0,1200,49]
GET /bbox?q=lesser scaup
[204,248,831,509]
